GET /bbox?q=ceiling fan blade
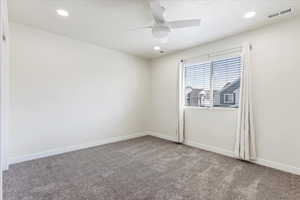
[128,25,153,31]
[167,19,201,29]
[149,0,166,24]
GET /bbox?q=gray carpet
[4,136,300,200]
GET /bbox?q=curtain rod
[181,44,252,63]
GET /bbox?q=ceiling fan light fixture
[244,11,256,19]
[153,46,161,51]
[56,9,69,17]
[130,0,201,44]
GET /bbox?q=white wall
[8,16,300,175]
[9,22,151,162]
[150,16,300,174]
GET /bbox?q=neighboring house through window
[184,56,242,108]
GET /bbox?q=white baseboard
[147,131,300,176]
[185,139,235,158]
[8,132,146,166]
[254,158,300,176]
[186,140,300,176]
[187,140,300,176]
[145,131,177,142]
[7,130,300,176]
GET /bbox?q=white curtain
[1,0,9,172]
[177,60,185,143]
[234,43,256,161]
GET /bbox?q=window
[185,62,211,107]
[184,56,242,108]
[224,94,234,104]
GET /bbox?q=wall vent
[268,8,293,18]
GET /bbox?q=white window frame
[223,93,235,104]
[182,54,242,111]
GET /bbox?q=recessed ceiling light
[153,46,161,51]
[56,9,69,17]
[244,11,256,19]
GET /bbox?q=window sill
[184,106,238,111]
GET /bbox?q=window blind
[184,62,211,107]
[184,56,242,108]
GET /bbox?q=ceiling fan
[135,0,201,43]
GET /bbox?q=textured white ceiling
[8,0,300,59]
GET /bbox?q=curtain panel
[1,0,9,172]
[234,43,257,161]
[177,60,185,143]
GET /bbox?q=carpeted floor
[4,136,300,200]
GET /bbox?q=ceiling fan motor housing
[152,25,171,38]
